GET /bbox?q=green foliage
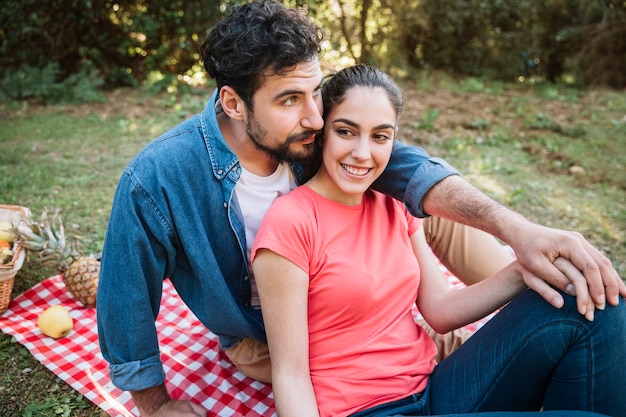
[22,393,91,417]
[0,63,105,104]
[0,0,624,105]
[573,1,626,88]
[0,0,128,83]
[0,0,223,96]
[414,108,440,131]
[467,118,491,131]
[332,0,626,88]
[525,112,587,138]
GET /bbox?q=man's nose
[302,96,324,131]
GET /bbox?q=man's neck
[217,112,279,176]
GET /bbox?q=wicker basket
[0,205,30,314]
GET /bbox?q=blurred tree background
[1,0,624,103]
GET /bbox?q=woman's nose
[351,137,370,160]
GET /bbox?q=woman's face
[317,86,397,206]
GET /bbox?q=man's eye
[283,97,297,105]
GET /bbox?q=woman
[251,64,626,417]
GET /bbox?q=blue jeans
[351,289,626,417]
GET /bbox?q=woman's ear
[219,86,246,121]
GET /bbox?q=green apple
[37,305,74,339]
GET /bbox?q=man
[97,1,625,416]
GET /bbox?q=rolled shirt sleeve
[373,141,459,218]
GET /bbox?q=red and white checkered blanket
[0,276,275,416]
[0,260,496,416]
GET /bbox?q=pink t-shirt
[252,186,437,417]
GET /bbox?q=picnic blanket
[0,261,497,416]
[0,276,274,416]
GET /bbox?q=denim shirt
[97,90,459,392]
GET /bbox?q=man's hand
[131,384,207,417]
[510,223,626,311]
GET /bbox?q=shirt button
[223,202,227,208]
[244,302,250,308]
[243,275,249,281]
[217,169,223,175]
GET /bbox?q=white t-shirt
[234,162,296,307]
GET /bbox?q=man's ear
[219,86,246,121]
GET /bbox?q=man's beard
[246,116,318,164]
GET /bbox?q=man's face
[244,59,324,163]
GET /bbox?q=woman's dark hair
[321,64,404,120]
[201,0,323,109]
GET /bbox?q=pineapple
[14,209,99,307]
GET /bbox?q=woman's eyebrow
[332,118,395,131]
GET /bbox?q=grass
[0,76,625,415]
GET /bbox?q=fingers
[521,269,564,309]
[557,231,625,308]
[580,239,624,306]
[517,253,575,296]
[521,259,596,322]
[553,257,596,321]
[552,233,606,307]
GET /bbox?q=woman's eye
[373,133,391,142]
[336,128,353,136]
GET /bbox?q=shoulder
[267,186,315,220]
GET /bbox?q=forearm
[421,262,527,333]
[422,175,530,244]
[98,175,171,391]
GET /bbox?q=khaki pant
[225,217,515,383]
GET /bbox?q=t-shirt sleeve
[402,201,424,236]
[251,193,312,274]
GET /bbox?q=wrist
[495,212,534,249]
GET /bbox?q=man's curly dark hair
[201,0,323,109]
